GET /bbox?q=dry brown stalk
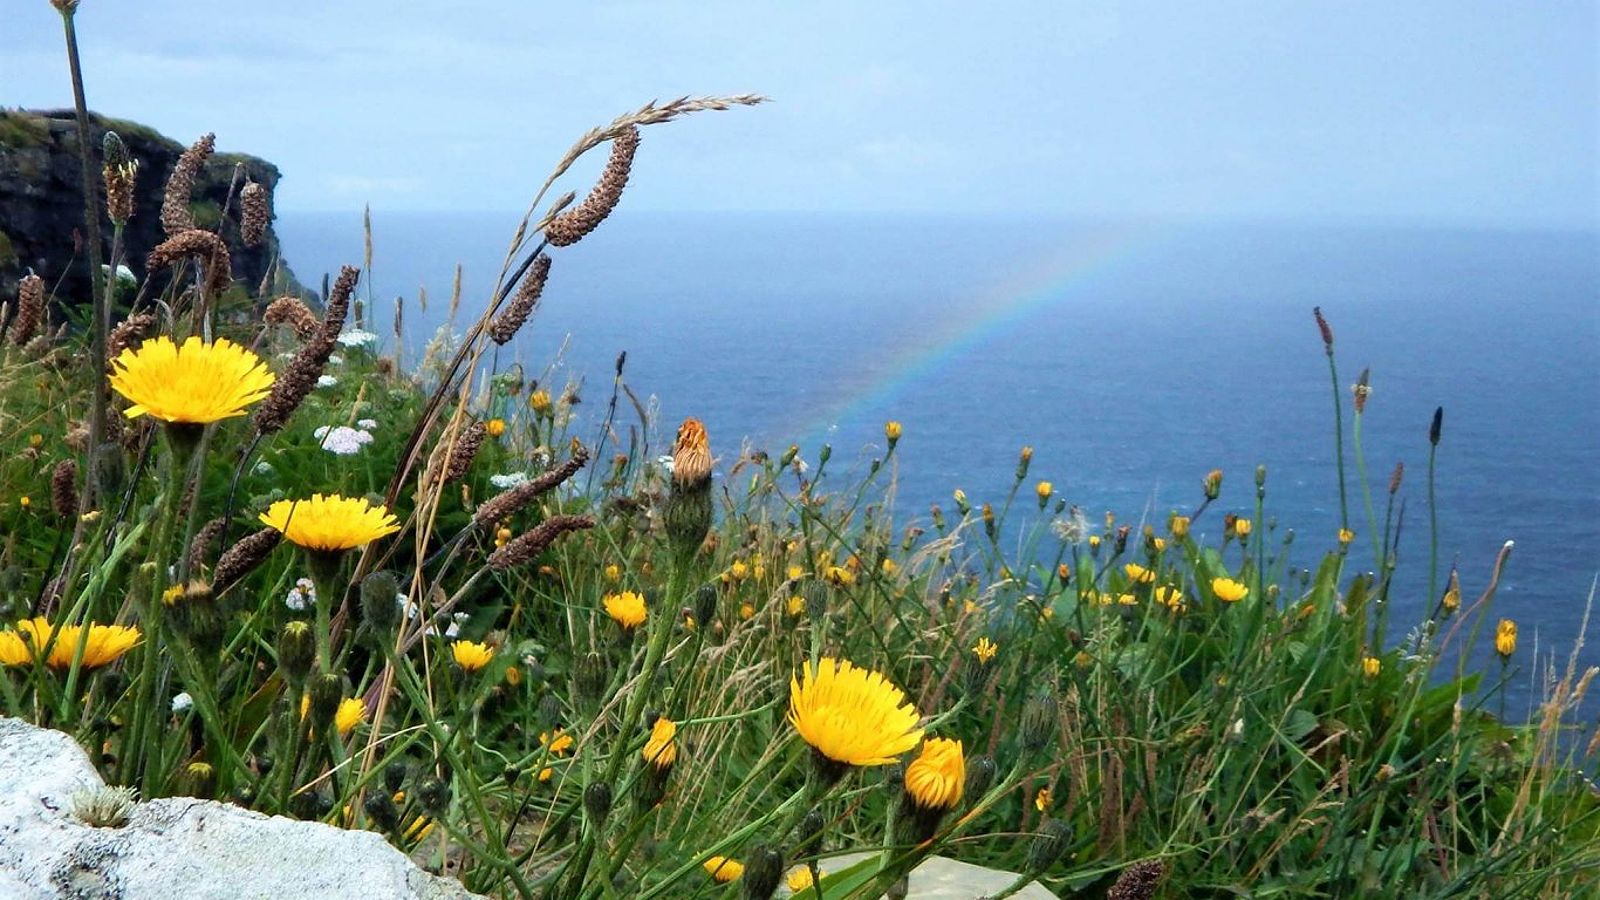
[160,133,215,236]
[239,182,269,247]
[544,127,639,247]
[147,229,232,299]
[487,514,597,571]
[473,446,590,527]
[11,274,45,346]
[106,312,156,362]
[263,296,320,341]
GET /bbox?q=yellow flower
[19,496,31,510]
[1152,537,1167,552]
[1034,786,1052,812]
[824,566,855,588]
[962,599,979,615]
[904,737,964,811]
[787,866,821,891]
[335,697,367,736]
[1338,528,1355,545]
[1088,535,1101,549]
[603,563,621,583]
[161,584,186,606]
[1495,619,1517,658]
[1169,515,1191,539]
[729,560,749,581]
[109,336,276,424]
[884,420,902,442]
[972,637,998,664]
[787,564,805,581]
[1,617,140,670]
[485,418,506,437]
[787,595,805,617]
[1442,570,1461,612]
[641,717,678,769]
[1116,593,1138,606]
[504,664,522,686]
[739,601,755,620]
[1212,577,1249,603]
[1039,605,1056,620]
[452,640,494,672]
[528,389,551,413]
[495,526,512,548]
[1123,563,1155,584]
[259,494,400,552]
[1234,517,1253,538]
[881,558,898,576]
[602,591,647,630]
[1035,481,1053,506]
[1155,586,1186,611]
[1362,656,1381,678]
[789,658,923,767]
[703,857,743,883]
[540,728,574,755]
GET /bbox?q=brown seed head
[545,126,639,247]
[671,418,712,490]
[1313,306,1334,350]
[1352,367,1371,414]
[213,527,282,594]
[263,296,320,341]
[188,516,226,576]
[1388,461,1405,496]
[487,514,596,571]
[443,421,487,483]
[253,332,335,436]
[106,312,156,363]
[489,253,551,345]
[102,132,138,226]
[11,274,45,346]
[51,459,78,519]
[1106,859,1166,900]
[160,133,216,236]
[473,446,590,527]
[320,266,360,340]
[147,229,232,299]
[240,182,270,247]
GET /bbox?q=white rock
[797,852,1056,899]
[0,717,481,900]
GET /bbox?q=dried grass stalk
[320,265,360,339]
[473,446,590,527]
[11,274,45,346]
[263,296,320,341]
[254,267,358,435]
[239,182,269,247]
[213,528,281,593]
[51,459,78,519]
[545,127,639,247]
[488,253,551,344]
[147,230,232,299]
[487,514,596,571]
[160,133,215,236]
[106,312,156,362]
[188,516,226,576]
[443,421,488,482]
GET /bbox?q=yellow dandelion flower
[603,563,622,583]
[485,418,506,437]
[641,717,678,769]
[1116,593,1138,606]
[787,866,821,891]
[881,558,898,576]
[904,737,964,810]
[1034,786,1052,812]
[963,599,979,615]
[787,595,805,617]
[1170,515,1190,538]
[1496,619,1517,658]
[739,601,755,620]
[451,640,494,672]
[109,336,276,424]
[1338,528,1355,545]
[703,857,743,883]
[884,420,902,442]
[4,618,140,670]
[787,564,805,581]
[1362,656,1381,678]
[972,636,998,664]
[540,728,574,755]
[603,591,647,630]
[789,658,923,767]
[19,496,31,510]
[259,494,400,552]
[1212,577,1249,603]
[528,389,551,413]
[1039,605,1056,620]
[495,526,512,548]
[1155,586,1186,611]
[1088,534,1101,549]
[729,560,749,581]
[334,697,367,736]
[1123,563,1155,584]
[1035,481,1053,505]
[161,584,186,606]
[1234,517,1253,538]
[824,566,855,587]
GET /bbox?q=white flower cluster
[395,592,470,637]
[317,375,339,389]
[314,424,375,456]
[489,471,530,491]
[285,577,317,612]
[171,692,194,713]
[336,329,380,349]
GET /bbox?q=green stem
[1325,350,1349,533]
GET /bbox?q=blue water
[279,211,1600,716]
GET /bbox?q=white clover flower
[336,329,379,348]
[315,425,374,456]
[317,375,339,389]
[171,692,194,713]
[489,472,530,491]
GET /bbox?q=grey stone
[0,717,481,900]
[796,852,1057,899]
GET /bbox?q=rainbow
[788,219,1172,444]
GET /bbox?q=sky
[4,1,1595,225]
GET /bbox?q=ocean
[278,211,1600,716]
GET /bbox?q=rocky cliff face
[0,109,298,309]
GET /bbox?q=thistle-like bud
[1026,818,1072,875]
[1429,406,1444,447]
[545,126,639,248]
[488,253,551,345]
[779,445,799,468]
[51,459,78,520]
[160,133,215,236]
[1255,465,1267,489]
[741,845,784,900]
[575,652,607,706]
[417,777,450,815]
[384,761,408,794]
[11,274,44,347]
[1106,859,1167,900]
[1021,690,1058,752]
[102,131,138,226]
[239,181,269,247]
[361,570,401,636]
[795,808,827,859]
[363,789,401,833]
[803,581,830,621]
[278,621,315,684]
[692,583,718,629]
[169,580,225,652]
[1313,306,1334,351]
[963,755,996,801]
[583,782,613,825]
[1016,445,1033,481]
[1203,468,1223,501]
[537,693,563,728]
[307,672,342,735]
[665,419,714,555]
[213,528,282,594]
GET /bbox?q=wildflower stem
[1352,412,1382,567]
[1325,350,1350,533]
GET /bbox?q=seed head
[106,312,156,363]
[239,181,270,247]
[489,253,551,345]
[1106,860,1167,900]
[213,527,282,594]
[11,274,45,346]
[102,131,138,226]
[160,133,215,236]
[147,229,232,299]
[545,126,640,247]
[51,459,78,519]
[1313,306,1334,350]
[487,514,596,571]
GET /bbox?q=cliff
[0,108,301,308]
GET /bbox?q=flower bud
[575,652,607,706]
[384,761,408,794]
[584,782,613,825]
[278,621,315,684]
[1429,406,1444,446]
[364,789,401,832]
[361,570,401,637]
[417,776,450,815]
[692,583,718,629]
[1021,690,1058,752]
[306,672,342,736]
[741,845,784,900]
[963,755,996,801]
[794,808,826,859]
[1203,469,1223,501]
[1026,818,1072,875]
